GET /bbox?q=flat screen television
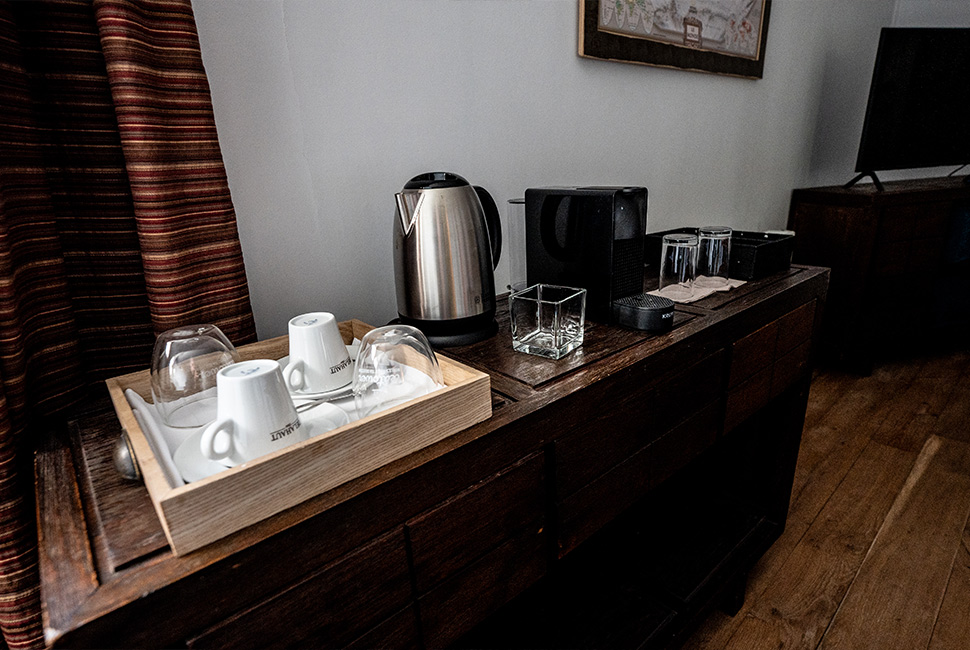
[849,27,970,189]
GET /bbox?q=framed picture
[578,0,772,79]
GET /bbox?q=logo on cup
[330,357,352,375]
[270,419,302,442]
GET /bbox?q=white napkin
[124,389,187,488]
[649,278,746,304]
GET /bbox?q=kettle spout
[395,190,423,235]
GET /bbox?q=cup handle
[281,359,305,392]
[201,418,235,461]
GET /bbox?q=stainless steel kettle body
[393,172,502,347]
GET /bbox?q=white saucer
[300,401,351,434]
[278,355,354,400]
[172,408,351,483]
[173,428,237,483]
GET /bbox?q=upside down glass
[658,233,698,301]
[353,325,445,418]
[150,324,240,429]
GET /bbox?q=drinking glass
[506,198,528,293]
[150,324,240,430]
[696,226,732,288]
[353,325,444,418]
[509,284,586,359]
[658,233,698,301]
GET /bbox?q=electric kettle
[393,172,502,347]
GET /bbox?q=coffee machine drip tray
[396,313,498,348]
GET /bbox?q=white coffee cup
[282,312,353,394]
[201,359,306,465]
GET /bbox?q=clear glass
[507,198,528,293]
[509,284,586,360]
[353,325,444,418]
[696,226,732,288]
[150,324,240,429]
[658,233,698,301]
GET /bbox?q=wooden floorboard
[684,347,970,650]
[819,436,970,650]
[933,360,970,444]
[729,441,915,650]
[928,525,970,650]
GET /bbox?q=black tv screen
[855,27,970,174]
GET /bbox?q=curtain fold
[0,1,256,647]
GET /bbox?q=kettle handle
[474,186,502,269]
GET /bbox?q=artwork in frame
[578,0,772,79]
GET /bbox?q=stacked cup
[201,359,306,465]
[282,312,354,397]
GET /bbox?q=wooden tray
[106,320,492,556]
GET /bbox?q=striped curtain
[0,1,256,647]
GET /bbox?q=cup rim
[510,283,587,303]
[662,233,698,245]
[289,312,336,329]
[218,358,280,380]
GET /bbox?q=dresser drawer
[873,238,909,275]
[771,339,812,400]
[775,301,816,356]
[728,320,779,389]
[557,401,721,557]
[418,523,547,648]
[878,203,949,242]
[878,205,919,242]
[188,528,411,649]
[726,301,816,431]
[556,350,726,499]
[407,452,545,594]
[908,236,946,273]
[725,366,772,433]
[344,607,420,650]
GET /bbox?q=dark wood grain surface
[37,265,829,649]
[788,176,970,371]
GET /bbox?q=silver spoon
[294,387,354,413]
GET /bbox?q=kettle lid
[404,172,470,190]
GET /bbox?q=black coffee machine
[524,186,673,331]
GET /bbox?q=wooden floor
[684,345,970,650]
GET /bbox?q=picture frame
[578,0,772,79]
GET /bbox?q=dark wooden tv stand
[36,267,827,649]
[789,176,970,372]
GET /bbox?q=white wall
[192,0,963,339]
[894,0,970,26]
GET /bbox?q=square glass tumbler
[509,284,586,359]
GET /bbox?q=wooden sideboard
[36,266,828,649]
[788,176,970,372]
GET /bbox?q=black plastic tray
[644,228,794,281]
